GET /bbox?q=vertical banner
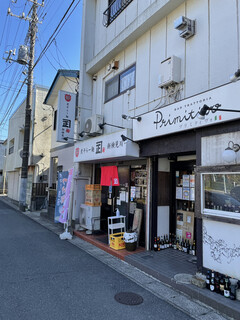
[56,90,76,142]
[59,168,74,224]
[55,171,69,222]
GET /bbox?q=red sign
[75,147,79,158]
[65,94,71,102]
[186,232,192,239]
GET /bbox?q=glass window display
[202,173,240,219]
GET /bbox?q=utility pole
[7,0,44,211]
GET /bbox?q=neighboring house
[5,85,51,209]
[0,140,6,193]
[42,69,88,221]
[73,0,240,280]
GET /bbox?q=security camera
[92,75,97,81]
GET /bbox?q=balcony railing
[103,0,133,27]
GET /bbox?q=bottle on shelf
[219,275,225,296]
[224,276,230,298]
[187,240,190,254]
[192,240,196,255]
[163,235,166,249]
[173,235,177,250]
[210,270,215,292]
[157,236,160,251]
[169,233,172,248]
[153,237,158,251]
[176,236,179,250]
[215,272,220,294]
[165,234,169,248]
[206,270,211,290]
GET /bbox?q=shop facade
[134,80,240,277]
[73,129,148,248]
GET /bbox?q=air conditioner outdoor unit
[79,204,100,231]
[84,114,103,136]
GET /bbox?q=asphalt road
[0,199,195,320]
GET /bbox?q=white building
[74,0,240,279]
[43,69,92,221]
[5,85,51,209]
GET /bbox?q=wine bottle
[157,236,160,251]
[169,233,172,248]
[210,270,215,292]
[153,237,158,251]
[192,240,196,255]
[165,234,169,248]
[215,272,220,294]
[187,240,190,254]
[224,276,230,298]
[206,270,211,290]
[219,275,225,296]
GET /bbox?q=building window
[9,139,14,155]
[202,173,240,220]
[105,64,136,102]
[103,0,134,27]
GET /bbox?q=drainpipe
[146,157,152,251]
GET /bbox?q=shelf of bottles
[153,234,196,255]
[205,269,240,301]
[175,171,195,246]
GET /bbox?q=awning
[100,166,120,186]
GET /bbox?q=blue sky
[0,0,82,140]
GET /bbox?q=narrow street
[0,198,229,320]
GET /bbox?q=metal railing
[103,0,133,27]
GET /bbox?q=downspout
[146,157,152,251]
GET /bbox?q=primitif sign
[56,90,76,142]
[133,81,240,141]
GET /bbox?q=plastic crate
[85,184,102,190]
[109,232,125,250]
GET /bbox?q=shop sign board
[56,90,76,142]
[133,81,240,141]
[74,129,139,162]
[203,219,240,280]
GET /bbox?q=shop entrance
[95,163,147,247]
[154,158,196,254]
[170,160,196,249]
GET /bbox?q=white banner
[133,81,240,141]
[74,129,139,162]
[56,90,76,142]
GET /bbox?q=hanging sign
[56,90,76,142]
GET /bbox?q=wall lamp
[98,122,125,130]
[121,134,139,144]
[198,104,240,120]
[122,114,142,122]
[63,137,81,142]
[79,131,87,137]
[230,69,240,82]
[222,141,240,163]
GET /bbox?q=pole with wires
[18,0,42,211]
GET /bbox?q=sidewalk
[1,195,239,320]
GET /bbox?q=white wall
[203,219,240,280]
[201,131,240,166]
[82,0,240,135]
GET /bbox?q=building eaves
[43,69,79,105]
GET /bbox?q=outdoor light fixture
[63,137,81,142]
[198,104,240,120]
[98,122,125,130]
[230,69,240,82]
[122,114,142,122]
[121,134,136,143]
[222,141,240,163]
[79,131,87,138]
